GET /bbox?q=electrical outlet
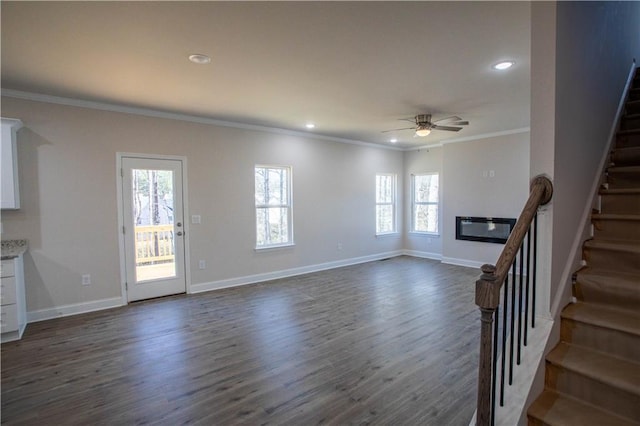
[81,274,91,286]
[198,260,206,269]
[337,243,343,251]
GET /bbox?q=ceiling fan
[382,114,469,137]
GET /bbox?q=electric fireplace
[455,216,516,244]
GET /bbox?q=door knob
[176,231,183,236]
[176,222,182,227]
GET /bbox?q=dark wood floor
[1,256,480,425]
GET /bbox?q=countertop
[1,239,28,260]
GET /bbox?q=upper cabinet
[1,118,23,210]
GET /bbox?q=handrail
[475,175,553,426]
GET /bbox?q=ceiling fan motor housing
[415,114,432,125]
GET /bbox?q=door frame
[116,152,191,305]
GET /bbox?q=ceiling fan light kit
[415,127,431,137]
[382,113,469,139]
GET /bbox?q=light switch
[192,215,201,224]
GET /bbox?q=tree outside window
[376,173,396,234]
[412,173,439,234]
[255,165,292,247]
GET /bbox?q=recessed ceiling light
[305,123,315,129]
[492,60,515,70]
[390,138,398,143]
[189,54,211,64]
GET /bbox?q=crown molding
[1,88,404,151]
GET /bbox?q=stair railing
[475,175,553,426]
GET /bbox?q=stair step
[561,302,640,363]
[574,267,640,310]
[544,342,640,421]
[600,187,640,215]
[620,113,640,131]
[583,239,640,274]
[617,127,640,148]
[592,213,640,241]
[527,390,638,426]
[600,186,640,213]
[611,146,640,166]
[607,165,640,188]
[625,99,640,115]
[630,88,640,101]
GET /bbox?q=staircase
[527,69,640,425]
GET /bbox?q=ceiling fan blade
[433,115,462,124]
[381,126,416,133]
[432,125,463,132]
[449,120,469,126]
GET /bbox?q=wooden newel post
[476,264,499,426]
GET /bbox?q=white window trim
[254,164,294,249]
[411,172,440,236]
[375,173,397,236]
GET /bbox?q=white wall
[442,132,530,267]
[402,132,531,267]
[0,97,404,315]
[403,146,443,258]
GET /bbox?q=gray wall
[531,1,640,314]
[441,133,530,267]
[403,132,531,266]
[1,97,405,314]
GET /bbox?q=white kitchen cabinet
[1,255,27,342]
[1,118,23,209]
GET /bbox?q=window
[411,173,439,234]
[376,173,396,234]
[255,165,293,248]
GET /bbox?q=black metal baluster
[524,228,531,346]
[509,260,516,385]
[517,242,524,365]
[532,213,538,328]
[500,275,509,406]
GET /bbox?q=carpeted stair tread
[546,342,640,397]
[625,99,640,114]
[607,165,640,173]
[562,302,640,338]
[583,238,640,252]
[574,267,640,308]
[591,213,640,221]
[591,214,640,241]
[583,239,640,273]
[527,390,639,426]
[610,146,640,165]
[600,187,640,195]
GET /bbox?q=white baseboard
[189,250,405,294]
[27,297,124,323]
[441,256,485,269]
[402,249,442,261]
[24,251,488,322]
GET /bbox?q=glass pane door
[131,168,176,282]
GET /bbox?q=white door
[121,157,186,302]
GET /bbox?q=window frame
[410,172,440,235]
[375,173,397,236]
[254,164,294,250]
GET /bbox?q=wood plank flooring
[1,256,480,425]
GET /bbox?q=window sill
[409,232,440,237]
[375,232,400,238]
[255,242,295,251]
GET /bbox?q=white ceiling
[1,1,531,149]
